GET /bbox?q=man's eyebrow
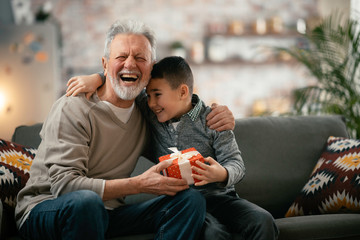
[134,52,145,56]
[115,52,128,57]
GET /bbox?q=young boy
[67,56,279,239]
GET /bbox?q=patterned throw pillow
[0,139,36,208]
[286,136,360,217]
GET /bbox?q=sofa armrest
[0,200,3,238]
[11,123,43,149]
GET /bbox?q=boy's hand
[192,157,228,186]
[66,74,103,99]
[207,103,235,131]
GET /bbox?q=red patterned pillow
[0,139,36,208]
[286,136,360,217]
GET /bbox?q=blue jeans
[19,189,206,240]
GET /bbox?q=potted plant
[170,41,187,59]
[277,12,360,138]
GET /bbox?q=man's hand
[137,160,189,196]
[206,103,235,131]
[103,161,188,201]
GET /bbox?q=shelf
[205,31,303,38]
[200,32,307,64]
[189,58,297,67]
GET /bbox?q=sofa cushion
[0,139,36,208]
[233,115,349,218]
[285,136,360,217]
[276,214,360,240]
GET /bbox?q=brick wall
[50,0,318,70]
[32,0,347,117]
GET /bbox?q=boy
[67,56,279,239]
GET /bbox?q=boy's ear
[179,84,190,99]
[102,57,108,76]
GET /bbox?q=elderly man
[15,19,234,240]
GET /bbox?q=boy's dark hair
[151,56,194,95]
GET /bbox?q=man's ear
[179,84,190,100]
[102,57,108,76]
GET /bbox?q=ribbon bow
[164,147,200,184]
[166,147,199,164]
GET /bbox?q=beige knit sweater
[15,92,148,227]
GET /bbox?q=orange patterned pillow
[286,136,360,217]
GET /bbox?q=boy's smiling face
[146,77,186,123]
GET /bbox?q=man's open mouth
[120,73,139,82]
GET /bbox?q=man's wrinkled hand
[206,103,235,131]
[137,161,189,196]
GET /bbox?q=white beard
[108,74,148,100]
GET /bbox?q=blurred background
[0,0,357,140]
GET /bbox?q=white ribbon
[164,147,199,184]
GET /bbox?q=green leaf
[276,11,360,138]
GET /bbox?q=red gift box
[159,147,204,185]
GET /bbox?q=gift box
[159,147,204,185]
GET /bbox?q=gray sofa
[1,115,360,240]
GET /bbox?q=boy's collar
[168,94,201,123]
[186,94,202,122]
